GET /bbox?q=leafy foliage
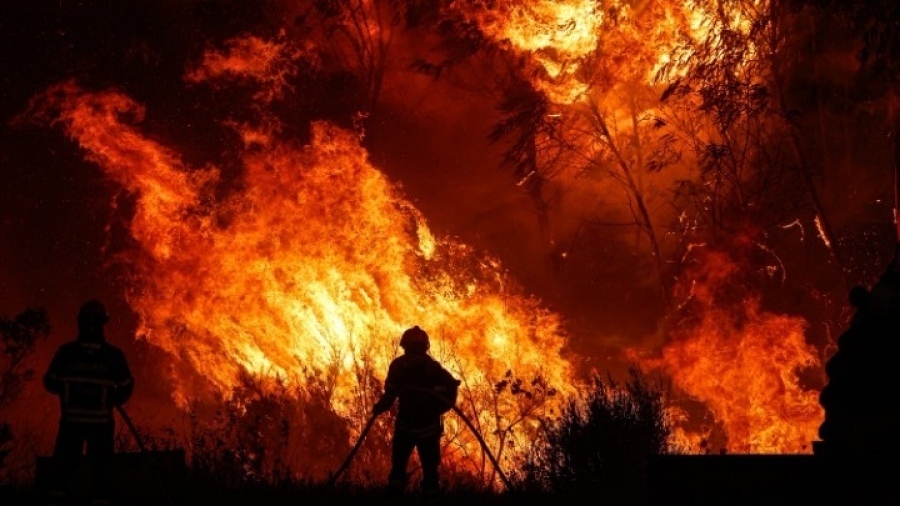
[0,424,11,477]
[183,370,375,486]
[519,369,672,503]
[0,308,50,474]
[789,0,900,69]
[0,307,51,410]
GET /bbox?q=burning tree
[10,0,898,488]
[414,0,838,452]
[27,32,576,482]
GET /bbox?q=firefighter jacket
[375,353,460,437]
[43,339,133,424]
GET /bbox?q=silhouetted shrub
[0,308,50,409]
[0,308,50,479]
[519,368,672,504]
[0,424,11,474]
[182,368,391,487]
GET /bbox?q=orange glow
[455,0,816,454]
[452,0,766,103]
[38,81,573,478]
[633,251,823,453]
[185,35,312,102]
[34,0,821,464]
[452,0,599,102]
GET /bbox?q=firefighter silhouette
[373,326,460,496]
[43,300,133,506]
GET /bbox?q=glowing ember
[35,81,573,476]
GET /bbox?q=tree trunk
[590,102,670,305]
[771,42,847,288]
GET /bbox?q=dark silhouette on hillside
[43,300,134,506]
[819,246,900,456]
[373,326,460,498]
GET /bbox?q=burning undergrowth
[6,0,857,488]
[28,79,574,483]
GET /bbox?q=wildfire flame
[452,0,765,104]
[451,0,599,103]
[633,250,823,453]
[35,80,573,476]
[184,35,313,103]
[456,0,819,453]
[31,0,825,466]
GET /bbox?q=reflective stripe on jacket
[377,353,459,431]
[44,340,133,424]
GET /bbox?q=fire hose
[326,389,515,491]
[119,394,515,496]
[115,405,180,506]
[115,405,146,453]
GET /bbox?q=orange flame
[634,251,823,453]
[185,35,313,102]
[452,0,599,103]
[35,0,821,462]
[38,81,573,476]
[457,0,816,454]
[452,0,766,103]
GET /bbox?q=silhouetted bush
[0,308,50,409]
[519,368,672,504]
[0,307,50,479]
[180,368,393,488]
[0,424,11,475]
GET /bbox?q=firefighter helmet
[399,326,429,349]
[78,299,110,325]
